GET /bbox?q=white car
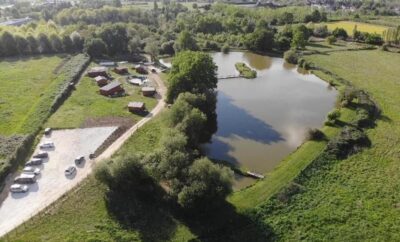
[64,165,77,176]
[22,167,41,176]
[40,141,54,149]
[10,184,29,193]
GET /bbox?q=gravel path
[0,72,166,238]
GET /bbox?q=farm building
[113,67,129,75]
[87,67,108,78]
[142,87,156,97]
[128,102,146,113]
[135,65,148,74]
[128,78,143,86]
[94,76,108,86]
[100,81,124,96]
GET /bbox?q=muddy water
[162,52,337,189]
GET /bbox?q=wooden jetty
[246,171,265,179]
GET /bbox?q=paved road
[0,71,166,238]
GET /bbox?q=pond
[162,52,337,189]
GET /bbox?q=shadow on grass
[179,202,275,242]
[104,184,178,242]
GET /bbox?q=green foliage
[332,27,348,39]
[167,51,217,103]
[177,157,233,211]
[244,28,275,52]
[174,30,198,52]
[283,49,299,64]
[235,62,257,79]
[221,44,230,54]
[306,128,325,141]
[325,109,341,126]
[84,38,107,58]
[291,25,308,49]
[326,35,337,45]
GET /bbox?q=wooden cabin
[100,81,124,96]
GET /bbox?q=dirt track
[0,71,166,238]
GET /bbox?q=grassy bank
[46,65,157,129]
[253,49,400,240]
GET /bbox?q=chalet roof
[100,81,121,92]
[89,66,107,73]
[142,87,156,92]
[128,102,145,108]
[94,76,107,81]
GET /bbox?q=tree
[70,31,84,51]
[160,40,175,55]
[332,27,348,39]
[26,34,38,54]
[128,37,141,55]
[50,34,63,52]
[0,31,18,56]
[37,33,53,54]
[14,35,30,55]
[174,30,198,52]
[62,35,74,53]
[279,12,294,25]
[98,24,128,56]
[177,158,233,211]
[291,28,307,49]
[167,51,217,103]
[84,38,107,58]
[144,40,159,61]
[244,28,275,52]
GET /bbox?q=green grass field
[256,49,400,240]
[46,65,157,129]
[0,55,66,135]
[326,21,389,36]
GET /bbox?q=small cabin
[135,65,148,74]
[142,87,156,97]
[128,102,146,113]
[100,81,124,96]
[113,67,128,75]
[94,76,108,86]
[87,67,108,78]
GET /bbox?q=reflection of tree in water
[242,52,272,71]
[205,92,284,166]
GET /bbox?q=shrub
[283,50,298,64]
[306,128,325,141]
[332,27,348,39]
[313,25,329,38]
[325,109,341,126]
[221,44,230,54]
[326,35,336,45]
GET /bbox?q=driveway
[0,72,166,237]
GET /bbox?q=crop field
[326,21,389,36]
[46,66,157,129]
[254,50,400,241]
[0,55,66,136]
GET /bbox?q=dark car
[74,156,85,165]
[25,158,43,166]
[33,151,48,159]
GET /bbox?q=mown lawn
[325,21,389,36]
[46,65,157,129]
[256,50,400,240]
[0,55,66,135]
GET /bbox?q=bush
[326,35,336,45]
[306,128,325,141]
[325,109,341,126]
[332,27,348,39]
[313,25,329,38]
[283,50,298,64]
[221,44,230,54]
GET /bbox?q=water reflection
[243,52,272,70]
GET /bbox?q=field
[46,65,157,129]
[326,21,389,36]
[254,49,400,240]
[0,55,66,135]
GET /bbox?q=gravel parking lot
[0,126,117,236]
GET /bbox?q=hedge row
[0,54,90,191]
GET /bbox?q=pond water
[162,52,337,189]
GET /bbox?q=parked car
[10,184,29,193]
[40,141,54,149]
[33,151,48,159]
[65,165,77,176]
[74,156,85,165]
[14,174,36,184]
[22,167,41,176]
[44,127,52,135]
[25,158,43,166]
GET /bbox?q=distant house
[113,67,128,75]
[142,87,156,97]
[87,67,108,78]
[100,81,124,96]
[135,65,148,74]
[128,102,146,113]
[94,76,108,86]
